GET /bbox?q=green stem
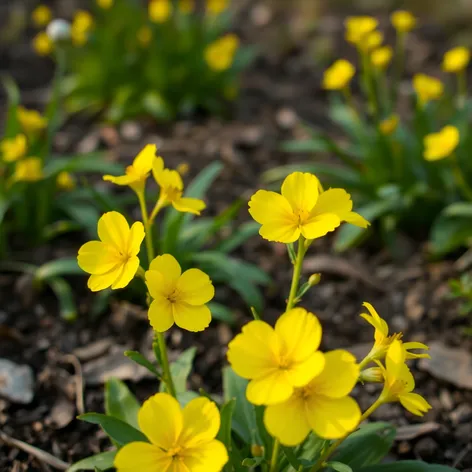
[360,49,378,120]
[458,70,467,108]
[342,85,358,120]
[392,32,405,106]
[156,331,177,397]
[451,153,472,201]
[269,438,280,472]
[286,236,306,310]
[137,190,155,263]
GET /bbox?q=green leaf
[217,399,239,472]
[124,351,160,378]
[2,76,21,136]
[282,446,304,470]
[430,213,472,256]
[78,413,148,446]
[326,461,353,472]
[359,461,459,472]
[67,451,117,472]
[282,139,331,153]
[217,222,261,253]
[43,154,124,177]
[59,202,100,238]
[207,302,235,325]
[443,202,472,218]
[160,347,197,394]
[47,277,77,321]
[222,366,258,444]
[331,422,396,469]
[35,258,82,281]
[105,378,140,430]
[241,457,265,467]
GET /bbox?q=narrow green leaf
[207,302,235,325]
[35,258,82,281]
[105,378,141,429]
[217,222,261,253]
[282,446,303,470]
[217,399,237,472]
[2,76,21,137]
[430,214,472,256]
[241,457,265,467]
[47,277,77,321]
[185,161,224,199]
[43,154,124,177]
[443,202,472,217]
[359,461,458,472]
[326,461,353,472]
[67,451,116,472]
[124,351,160,378]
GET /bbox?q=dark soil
[1,1,472,471]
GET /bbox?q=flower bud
[360,367,384,383]
[251,444,264,457]
[308,273,322,287]
[46,19,71,42]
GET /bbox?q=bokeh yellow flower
[248,172,369,243]
[345,16,378,46]
[17,106,47,135]
[391,10,416,33]
[413,74,444,105]
[104,144,156,193]
[56,171,76,190]
[371,46,393,69]
[137,26,153,47]
[97,0,113,9]
[378,340,432,416]
[179,0,194,13]
[71,10,94,46]
[149,0,172,23]
[33,32,53,56]
[227,308,325,405]
[145,254,214,332]
[265,350,361,444]
[424,125,460,161]
[379,115,399,135]
[12,157,43,182]
[204,34,239,71]
[77,211,144,292]
[442,46,470,74]
[207,0,228,15]
[152,157,206,215]
[1,134,27,162]
[114,393,228,472]
[323,59,355,90]
[363,30,383,51]
[32,5,52,28]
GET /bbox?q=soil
[1,1,472,471]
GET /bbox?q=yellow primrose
[371,46,393,69]
[265,350,361,444]
[205,34,239,72]
[1,134,27,162]
[56,171,76,190]
[145,254,214,332]
[379,114,399,135]
[207,0,228,16]
[179,0,194,13]
[413,74,444,105]
[391,10,416,33]
[114,393,228,472]
[17,106,48,134]
[149,0,172,23]
[424,126,460,161]
[248,172,369,244]
[104,144,156,193]
[77,211,144,292]
[360,302,430,363]
[345,16,378,46]
[12,157,43,183]
[443,46,470,74]
[33,32,53,56]
[362,30,384,51]
[323,59,355,90]
[227,308,325,405]
[32,5,52,28]
[152,158,206,215]
[71,10,94,46]
[137,26,153,47]
[378,340,432,416]
[97,0,113,9]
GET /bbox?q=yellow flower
[413,74,444,105]
[145,254,214,332]
[97,0,113,9]
[12,157,43,182]
[33,32,53,56]
[1,134,27,162]
[378,340,432,416]
[207,0,228,15]
[360,302,430,362]
[363,30,383,51]
[443,46,470,74]
[114,393,228,472]
[149,0,172,23]
[18,106,47,134]
[391,10,416,33]
[323,59,355,90]
[77,211,144,292]
[345,16,378,46]
[152,157,206,214]
[424,126,460,161]
[32,5,52,27]
[71,10,94,46]
[104,144,156,193]
[227,308,325,405]
[379,114,399,135]
[248,172,369,244]
[137,26,153,47]
[56,171,76,190]
[204,34,239,72]
[179,0,194,13]
[371,46,393,69]
[265,350,361,444]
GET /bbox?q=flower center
[278,355,293,370]
[166,446,182,457]
[163,186,182,203]
[295,208,310,226]
[166,288,181,304]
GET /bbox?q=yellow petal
[180,397,220,447]
[399,392,432,416]
[173,302,211,332]
[311,188,352,219]
[181,439,228,472]
[259,220,300,243]
[306,395,361,439]
[155,168,184,191]
[248,190,294,225]
[275,308,322,362]
[264,395,311,446]
[138,393,183,449]
[301,213,340,240]
[360,302,388,337]
[310,350,359,398]
[128,222,145,256]
[148,296,174,332]
[246,370,293,405]
[281,172,320,214]
[103,174,134,186]
[177,269,215,305]
[111,256,140,289]
[87,266,123,291]
[172,197,206,215]
[386,340,406,381]
[98,211,130,252]
[77,241,119,275]
[285,351,325,387]
[149,254,182,282]
[227,321,279,379]
[345,211,370,228]
[133,144,157,174]
[114,442,171,472]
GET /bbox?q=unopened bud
[308,273,322,287]
[251,444,264,457]
[47,19,71,42]
[360,367,384,383]
[177,162,189,176]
